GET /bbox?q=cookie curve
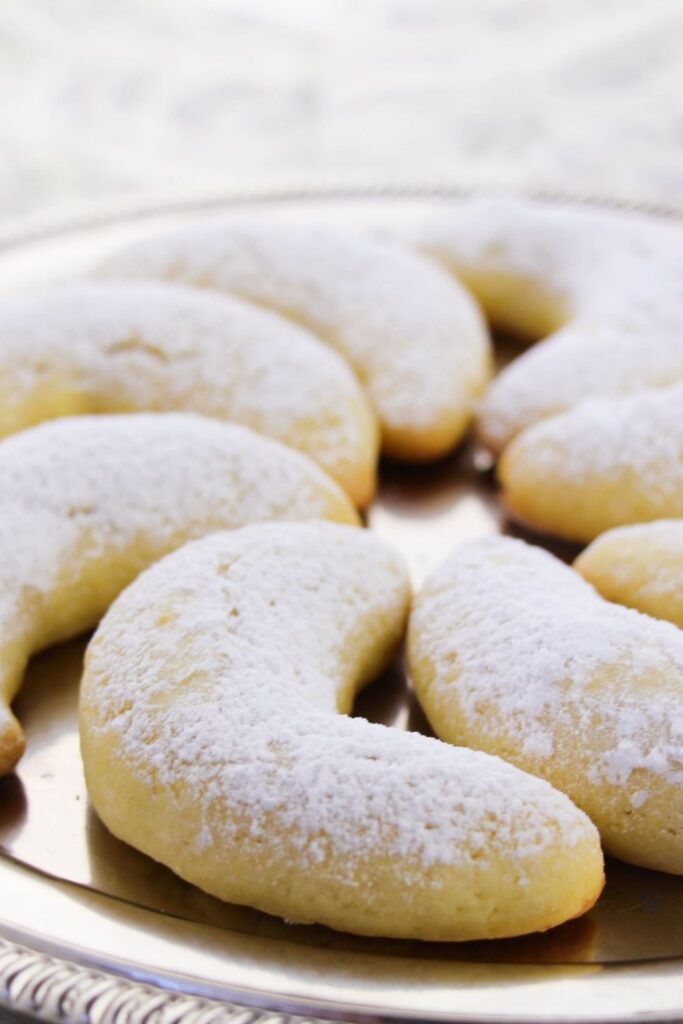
[96,220,493,461]
[498,383,683,543]
[408,534,683,874]
[0,281,378,508]
[575,520,683,629]
[80,521,603,941]
[415,197,683,453]
[0,412,359,776]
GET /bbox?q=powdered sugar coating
[409,535,683,870]
[480,322,683,455]
[96,220,491,457]
[81,523,600,938]
[416,197,683,451]
[0,413,356,736]
[500,383,683,541]
[0,412,355,590]
[0,281,377,505]
[519,383,683,486]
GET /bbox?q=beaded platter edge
[0,936,338,1024]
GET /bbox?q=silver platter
[1,183,682,1024]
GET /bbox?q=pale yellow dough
[0,282,378,507]
[416,197,683,454]
[575,520,683,629]
[499,384,683,543]
[97,220,492,461]
[81,522,603,941]
[409,536,683,874]
[0,413,358,776]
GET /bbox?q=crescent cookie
[80,522,603,941]
[408,535,683,874]
[416,197,683,453]
[96,221,492,461]
[0,413,358,777]
[499,383,683,543]
[0,282,377,508]
[575,520,683,629]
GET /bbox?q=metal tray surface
[0,185,682,1024]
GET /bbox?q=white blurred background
[1,0,682,221]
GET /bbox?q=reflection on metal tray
[0,186,682,1024]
